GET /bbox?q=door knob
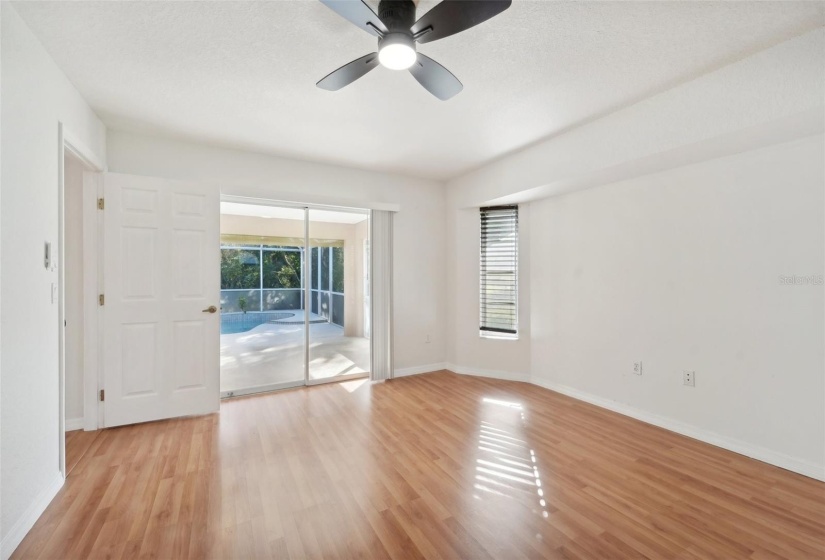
[202,305,218,314]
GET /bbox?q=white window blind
[480,205,518,336]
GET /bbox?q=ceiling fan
[316,0,511,100]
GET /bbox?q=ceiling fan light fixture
[317,0,512,98]
[378,33,416,70]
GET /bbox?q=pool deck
[219,312,370,395]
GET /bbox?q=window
[480,205,518,337]
[219,235,345,316]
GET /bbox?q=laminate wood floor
[65,429,103,477]
[14,371,825,559]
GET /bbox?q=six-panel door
[102,173,219,427]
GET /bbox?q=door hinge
[97,197,105,210]
[99,389,105,402]
[98,294,105,306]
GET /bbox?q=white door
[102,173,220,427]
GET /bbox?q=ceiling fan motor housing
[377,0,418,65]
[377,0,417,32]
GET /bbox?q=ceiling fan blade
[319,0,388,37]
[317,53,380,91]
[411,0,511,44]
[408,54,463,101]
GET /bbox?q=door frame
[219,195,373,393]
[58,122,105,478]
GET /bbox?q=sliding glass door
[219,201,370,397]
[219,214,307,396]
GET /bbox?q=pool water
[221,320,261,335]
[221,312,294,335]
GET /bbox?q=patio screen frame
[220,243,305,314]
[220,242,345,326]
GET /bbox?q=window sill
[479,331,519,341]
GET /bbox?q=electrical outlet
[425,334,431,344]
[633,361,642,375]
[683,371,695,387]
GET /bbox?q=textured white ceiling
[13,1,824,180]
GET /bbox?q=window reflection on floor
[474,396,549,520]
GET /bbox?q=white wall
[444,202,531,380]
[531,135,825,478]
[107,131,447,372]
[446,29,824,383]
[0,3,107,557]
[444,29,825,479]
[63,153,86,424]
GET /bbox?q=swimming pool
[221,312,294,335]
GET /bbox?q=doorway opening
[59,132,103,477]
[219,201,371,397]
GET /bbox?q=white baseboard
[432,362,824,481]
[394,363,448,377]
[65,417,84,431]
[531,377,825,482]
[1,473,64,560]
[391,363,531,384]
[445,363,531,383]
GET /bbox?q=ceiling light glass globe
[379,43,417,70]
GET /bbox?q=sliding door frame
[220,195,372,393]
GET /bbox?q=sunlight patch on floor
[473,395,550,520]
[339,378,369,393]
